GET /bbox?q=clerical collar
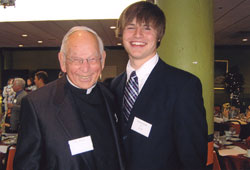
[66,75,96,94]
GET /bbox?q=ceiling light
[37,40,43,44]
[21,34,28,37]
[110,26,116,30]
[117,43,122,46]
[242,38,248,42]
[192,61,198,64]
[0,0,15,8]
[18,44,23,47]
[0,0,141,22]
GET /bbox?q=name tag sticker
[68,136,94,156]
[131,117,152,137]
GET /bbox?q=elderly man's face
[59,31,106,89]
[12,80,20,92]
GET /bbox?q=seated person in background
[246,105,250,121]
[222,103,230,120]
[229,106,239,118]
[25,77,37,92]
[34,71,48,88]
[214,105,221,117]
[2,78,15,132]
[2,78,15,113]
[7,78,27,133]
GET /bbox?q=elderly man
[14,26,124,170]
[7,78,27,132]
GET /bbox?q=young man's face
[34,75,39,87]
[122,18,158,66]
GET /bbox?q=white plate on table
[2,139,16,145]
[224,141,233,145]
[243,154,250,158]
[225,145,235,149]
[232,134,239,138]
[229,138,241,142]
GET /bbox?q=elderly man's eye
[74,58,82,62]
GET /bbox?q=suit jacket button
[123,135,127,140]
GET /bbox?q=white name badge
[131,117,152,137]
[68,136,94,156]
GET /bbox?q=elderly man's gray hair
[14,78,26,89]
[60,26,104,60]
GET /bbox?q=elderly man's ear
[101,51,106,70]
[58,52,66,73]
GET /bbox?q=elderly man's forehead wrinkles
[67,48,99,58]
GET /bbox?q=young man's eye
[126,26,135,30]
[125,24,135,30]
[144,26,151,30]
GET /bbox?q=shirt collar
[66,75,95,94]
[16,90,23,96]
[126,53,159,81]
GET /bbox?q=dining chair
[213,151,221,170]
[3,144,16,170]
[225,120,241,135]
[206,141,214,166]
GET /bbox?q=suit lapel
[53,76,96,170]
[116,73,127,110]
[126,59,166,128]
[98,83,125,170]
[16,90,27,104]
[115,73,129,130]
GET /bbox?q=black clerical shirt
[68,82,120,170]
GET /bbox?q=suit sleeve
[11,92,27,116]
[13,96,42,170]
[11,103,21,113]
[174,76,208,170]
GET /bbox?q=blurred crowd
[0,70,49,133]
[214,102,250,122]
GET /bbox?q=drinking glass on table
[214,131,220,143]
[229,127,236,136]
[220,135,227,145]
[224,131,231,140]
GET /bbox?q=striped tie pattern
[123,71,139,120]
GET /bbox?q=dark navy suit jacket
[111,58,208,170]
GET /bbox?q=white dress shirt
[126,53,159,93]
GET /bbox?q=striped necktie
[123,71,139,120]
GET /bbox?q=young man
[34,70,48,88]
[111,1,208,170]
[14,26,124,170]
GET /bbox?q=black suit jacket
[111,59,208,170]
[14,76,124,170]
